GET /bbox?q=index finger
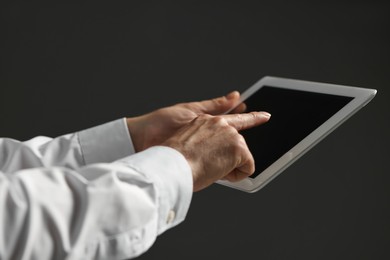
[222,111,271,131]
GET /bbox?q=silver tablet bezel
[217,76,377,193]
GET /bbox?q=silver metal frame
[217,76,377,193]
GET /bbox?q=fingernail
[260,112,271,118]
[226,91,239,100]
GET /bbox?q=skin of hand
[126,91,247,152]
[162,112,271,192]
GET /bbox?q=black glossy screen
[241,86,354,178]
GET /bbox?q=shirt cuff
[116,146,193,235]
[77,118,135,165]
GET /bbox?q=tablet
[217,76,376,193]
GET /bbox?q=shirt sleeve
[0,118,134,173]
[0,146,193,260]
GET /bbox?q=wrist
[126,117,144,152]
[162,139,201,191]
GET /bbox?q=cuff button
[166,210,176,224]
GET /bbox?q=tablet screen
[242,86,354,178]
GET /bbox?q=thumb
[195,91,240,115]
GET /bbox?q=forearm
[0,118,134,173]
[0,146,192,260]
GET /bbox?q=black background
[1,1,389,259]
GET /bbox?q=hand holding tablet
[163,110,270,191]
[218,76,376,193]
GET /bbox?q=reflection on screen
[241,86,354,178]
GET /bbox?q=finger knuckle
[231,140,244,156]
[211,115,226,125]
[233,135,248,154]
[224,124,237,135]
[235,133,246,145]
[250,111,260,121]
[245,156,255,174]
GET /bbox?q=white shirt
[0,119,193,260]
